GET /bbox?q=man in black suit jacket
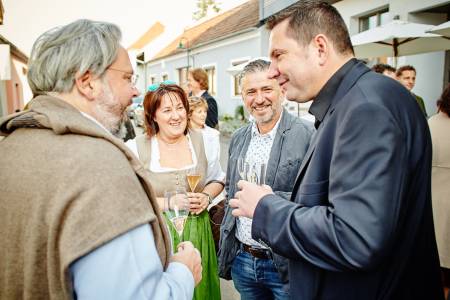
[230,1,444,299]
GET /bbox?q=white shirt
[200,125,225,181]
[235,112,282,248]
[195,90,207,97]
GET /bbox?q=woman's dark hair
[143,84,189,137]
[437,84,450,117]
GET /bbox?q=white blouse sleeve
[202,127,225,183]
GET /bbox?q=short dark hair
[372,63,396,74]
[437,84,450,117]
[266,0,354,56]
[189,68,209,90]
[396,65,416,77]
[143,84,189,137]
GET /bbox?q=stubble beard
[94,79,126,135]
[252,105,277,125]
[92,79,127,135]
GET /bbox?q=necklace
[157,134,184,150]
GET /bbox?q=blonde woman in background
[188,96,225,251]
[188,96,222,173]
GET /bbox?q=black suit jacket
[252,62,443,299]
[201,91,218,128]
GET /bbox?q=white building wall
[143,0,449,118]
[12,58,32,105]
[146,30,262,117]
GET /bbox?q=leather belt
[241,243,271,259]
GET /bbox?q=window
[359,9,389,32]
[162,74,169,81]
[178,67,188,86]
[204,66,216,96]
[359,9,389,65]
[230,58,249,97]
[149,75,156,84]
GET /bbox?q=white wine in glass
[186,168,201,192]
[164,189,189,237]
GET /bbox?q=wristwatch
[201,192,212,204]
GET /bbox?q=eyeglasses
[108,67,139,86]
[147,80,177,92]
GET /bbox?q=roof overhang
[0,35,28,64]
[0,0,4,25]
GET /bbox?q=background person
[218,58,313,300]
[429,84,450,300]
[0,19,201,300]
[188,95,225,250]
[371,63,396,79]
[126,83,224,300]
[396,65,428,117]
[188,68,219,128]
[188,96,222,173]
[229,1,444,299]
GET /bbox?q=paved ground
[220,278,240,300]
[219,133,231,171]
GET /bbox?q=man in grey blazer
[218,59,313,299]
[230,1,444,299]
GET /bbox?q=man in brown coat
[0,19,201,299]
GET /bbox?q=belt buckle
[248,246,269,259]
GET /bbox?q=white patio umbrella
[351,20,450,63]
[427,21,450,37]
[226,62,247,76]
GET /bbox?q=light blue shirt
[70,224,194,299]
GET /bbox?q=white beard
[92,79,126,135]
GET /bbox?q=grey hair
[27,19,122,95]
[238,58,271,86]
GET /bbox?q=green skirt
[164,210,221,300]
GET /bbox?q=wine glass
[246,162,267,185]
[257,163,267,185]
[186,166,202,192]
[164,188,189,237]
[237,156,249,181]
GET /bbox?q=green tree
[193,0,221,20]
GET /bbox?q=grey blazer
[218,109,314,282]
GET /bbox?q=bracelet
[201,192,212,204]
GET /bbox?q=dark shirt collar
[309,58,358,129]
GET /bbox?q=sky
[0,0,248,56]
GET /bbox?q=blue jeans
[231,250,289,300]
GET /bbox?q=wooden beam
[0,0,4,25]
